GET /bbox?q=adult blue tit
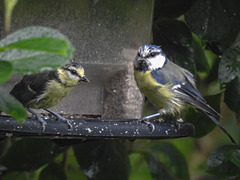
[133,45,236,144]
[10,61,89,131]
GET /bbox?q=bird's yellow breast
[134,70,184,115]
[27,80,74,109]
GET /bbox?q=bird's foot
[176,118,183,131]
[28,108,47,132]
[37,117,47,132]
[44,109,72,131]
[139,110,169,133]
[138,116,155,133]
[58,116,73,131]
[163,119,182,132]
[141,119,155,133]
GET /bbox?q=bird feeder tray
[0,116,195,140]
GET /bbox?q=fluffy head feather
[134,45,168,71]
[58,61,89,87]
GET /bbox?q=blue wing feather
[150,69,221,119]
[172,79,221,119]
[150,70,167,85]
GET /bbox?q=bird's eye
[70,70,77,75]
[150,52,155,57]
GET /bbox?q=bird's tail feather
[187,98,236,144]
[204,112,236,144]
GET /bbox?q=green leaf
[2,171,32,180]
[39,162,67,180]
[185,0,240,48]
[0,26,74,74]
[224,78,240,115]
[225,150,240,168]
[143,142,189,180]
[0,138,12,160]
[2,171,39,180]
[73,140,130,180]
[10,54,71,74]
[1,138,63,171]
[153,19,196,75]
[185,93,222,138]
[143,151,177,180]
[0,60,12,84]
[129,153,152,180]
[206,145,240,178]
[66,168,87,180]
[218,49,240,86]
[192,34,210,73]
[4,37,70,55]
[154,0,197,18]
[0,87,27,123]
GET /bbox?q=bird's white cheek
[66,72,79,85]
[148,55,166,70]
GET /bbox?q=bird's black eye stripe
[62,67,79,76]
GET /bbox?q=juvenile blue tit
[10,61,89,131]
[134,45,236,144]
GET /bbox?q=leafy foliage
[0,87,27,121]
[0,26,74,74]
[225,149,240,168]
[143,142,189,180]
[73,140,130,180]
[39,162,67,180]
[0,61,12,84]
[185,0,240,48]
[1,138,63,171]
[206,145,240,178]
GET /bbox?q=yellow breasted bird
[133,45,236,144]
[10,61,89,131]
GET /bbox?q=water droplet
[230,75,235,80]
[223,9,228,13]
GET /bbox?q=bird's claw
[44,109,72,131]
[41,121,47,132]
[139,119,155,133]
[37,117,47,132]
[59,117,73,131]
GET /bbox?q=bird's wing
[10,71,57,106]
[172,79,221,119]
[151,63,221,119]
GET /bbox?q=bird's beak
[138,58,149,66]
[80,76,90,83]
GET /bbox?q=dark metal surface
[0,116,195,140]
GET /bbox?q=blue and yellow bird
[10,61,89,131]
[133,45,236,144]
